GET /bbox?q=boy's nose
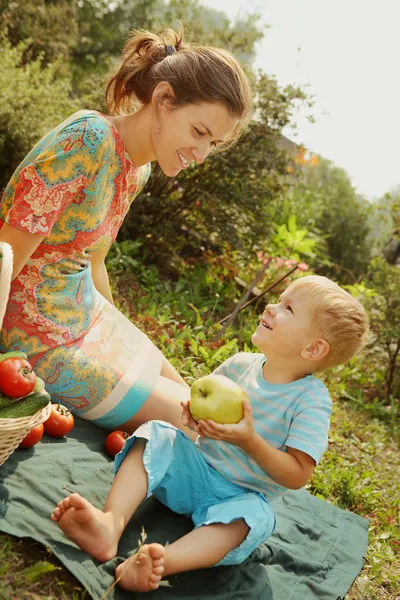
[264,304,276,317]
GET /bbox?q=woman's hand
[181,400,201,433]
[197,398,256,448]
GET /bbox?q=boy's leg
[116,519,249,592]
[51,439,148,562]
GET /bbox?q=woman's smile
[177,151,190,168]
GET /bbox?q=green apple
[189,374,245,424]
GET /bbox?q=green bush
[0,36,78,190]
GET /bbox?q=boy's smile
[260,317,273,330]
[252,286,317,363]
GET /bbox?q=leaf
[18,561,60,581]
[189,338,199,356]
[288,215,297,234]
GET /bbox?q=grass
[309,401,400,599]
[1,398,398,599]
[0,272,399,599]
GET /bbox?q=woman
[0,29,252,437]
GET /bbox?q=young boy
[51,275,369,593]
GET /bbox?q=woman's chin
[159,162,181,177]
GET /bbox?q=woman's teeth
[178,151,189,168]
[261,319,272,330]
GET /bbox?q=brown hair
[289,275,369,369]
[106,28,253,148]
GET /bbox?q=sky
[202,0,400,200]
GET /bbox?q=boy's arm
[240,434,315,489]
[197,399,316,490]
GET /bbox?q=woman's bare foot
[116,543,165,592]
[51,493,119,562]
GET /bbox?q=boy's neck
[261,357,311,385]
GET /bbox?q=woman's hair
[106,28,253,148]
[289,275,369,369]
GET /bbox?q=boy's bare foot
[51,493,118,562]
[115,543,165,592]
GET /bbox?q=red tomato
[18,423,44,449]
[44,404,74,438]
[105,431,129,458]
[0,358,36,398]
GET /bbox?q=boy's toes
[51,508,61,521]
[51,497,71,521]
[148,543,164,560]
[58,497,71,513]
[68,492,89,510]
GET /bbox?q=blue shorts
[114,421,276,566]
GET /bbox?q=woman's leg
[116,519,250,593]
[118,374,196,440]
[160,355,189,388]
[51,440,148,562]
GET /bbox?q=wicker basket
[0,241,51,466]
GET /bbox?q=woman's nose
[192,144,211,165]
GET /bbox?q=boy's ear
[301,339,330,362]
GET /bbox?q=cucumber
[0,393,18,411]
[33,376,45,393]
[0,389,51,419]
[0,351,28,363]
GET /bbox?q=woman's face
[152,95,239,177]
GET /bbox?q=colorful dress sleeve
[4,116,108,237]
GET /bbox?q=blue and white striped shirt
[196,352,332,500]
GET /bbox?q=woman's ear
[300,339,330,362]
[152,81,176,109]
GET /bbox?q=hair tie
[165,45,177,57]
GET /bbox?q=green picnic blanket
[0,417,369,600]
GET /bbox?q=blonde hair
[106,28,253,149]
[289,275,369,369]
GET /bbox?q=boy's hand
[181,400,201,433]
[197,398,255,448]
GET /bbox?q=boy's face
[252,284,318,361]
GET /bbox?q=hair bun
[165,45,177,57]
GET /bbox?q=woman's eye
[194,127,205,137]
[286,305,293,313]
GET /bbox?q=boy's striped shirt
[196,352,332,500]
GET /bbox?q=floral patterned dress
[0,110,163,428]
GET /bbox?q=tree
[0,36,78,190]
[351,258,400,400]
[278,156,372,283]
[0,0,78,66]
[369,188,400,265]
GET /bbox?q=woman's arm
[0,223,44,280]
[91,243,114,305]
